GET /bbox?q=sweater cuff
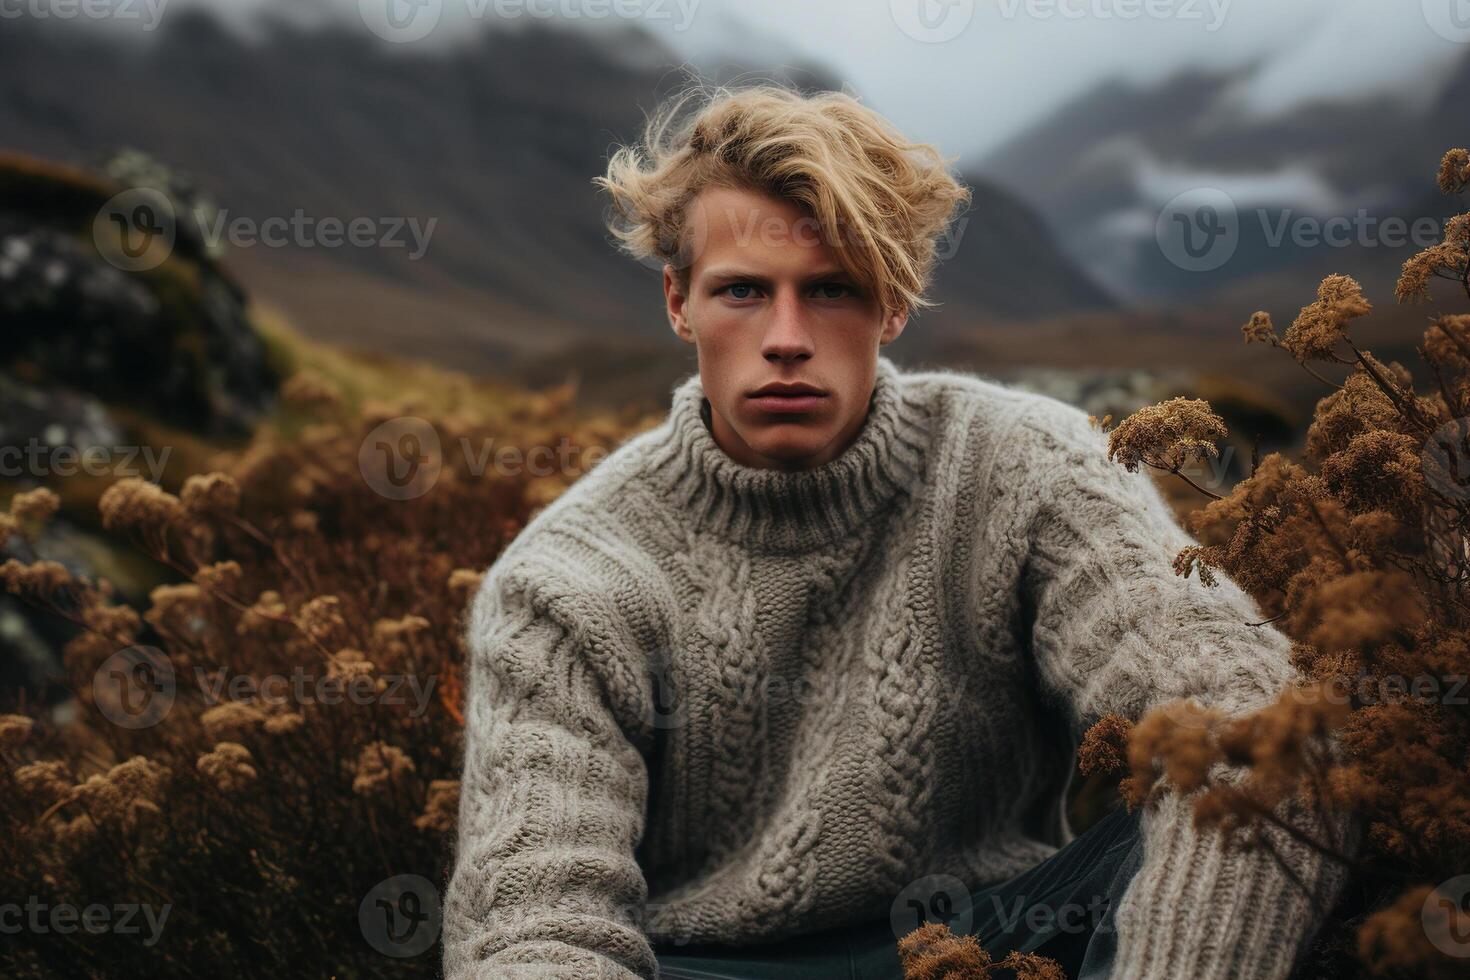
[449,935,652,979]
[1109,780,1357,980]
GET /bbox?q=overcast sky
[129,0,1468,162]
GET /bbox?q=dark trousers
[654,803,1144,980]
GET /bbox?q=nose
[761,289,813,364]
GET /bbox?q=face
[663,185,907,471]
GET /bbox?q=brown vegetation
[0,352,651,977]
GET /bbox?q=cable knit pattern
[442,355,1356,980]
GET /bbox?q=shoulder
[891,361,1107,465]
[467,425,677,645]
[1011,387,1112,460]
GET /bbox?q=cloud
[110,0,1456,166]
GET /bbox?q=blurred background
[2,5,1468,973]
[6,0,1467,405]
[7,0,1469,705]
[2,0,1468,737]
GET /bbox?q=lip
[749,381,827,397]
[749,394,827,413]
[747,382,828,415]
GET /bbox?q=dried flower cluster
[0,364,649,977]
[1398,149,1470,303]
[1105,396,1227,483]
[897,921,1064,980]
[1073,145,1470,979]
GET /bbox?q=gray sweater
[443,355,1351,979]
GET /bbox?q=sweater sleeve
[442,563,657,980]
[1017,398,1358,980]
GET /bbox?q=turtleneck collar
[641,355,931,553]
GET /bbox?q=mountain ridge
[0,9,1115,390]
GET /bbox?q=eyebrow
[701,267,854,286]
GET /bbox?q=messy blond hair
[594,83,971,316]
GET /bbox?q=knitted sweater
[443,355,1354,980]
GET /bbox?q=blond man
[442,84,1354,980]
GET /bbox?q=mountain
[975,54,1470,307]
[0,10,1114,400]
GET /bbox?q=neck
[645,355,930,552]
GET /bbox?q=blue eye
[715,282,853,300]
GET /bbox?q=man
[442,84,1353,979]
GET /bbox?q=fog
[79,0,1465,161]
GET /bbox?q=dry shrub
[897,921,1064,980]
[1076,146,1470,979]
[0,367,648,977]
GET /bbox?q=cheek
[687,303,743,355]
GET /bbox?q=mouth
[747,381,829,414]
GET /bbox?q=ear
[879,306,908,346]
[663,265,695,344]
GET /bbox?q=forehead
[684,185,841,274]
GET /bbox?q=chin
[744,427,835,465]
